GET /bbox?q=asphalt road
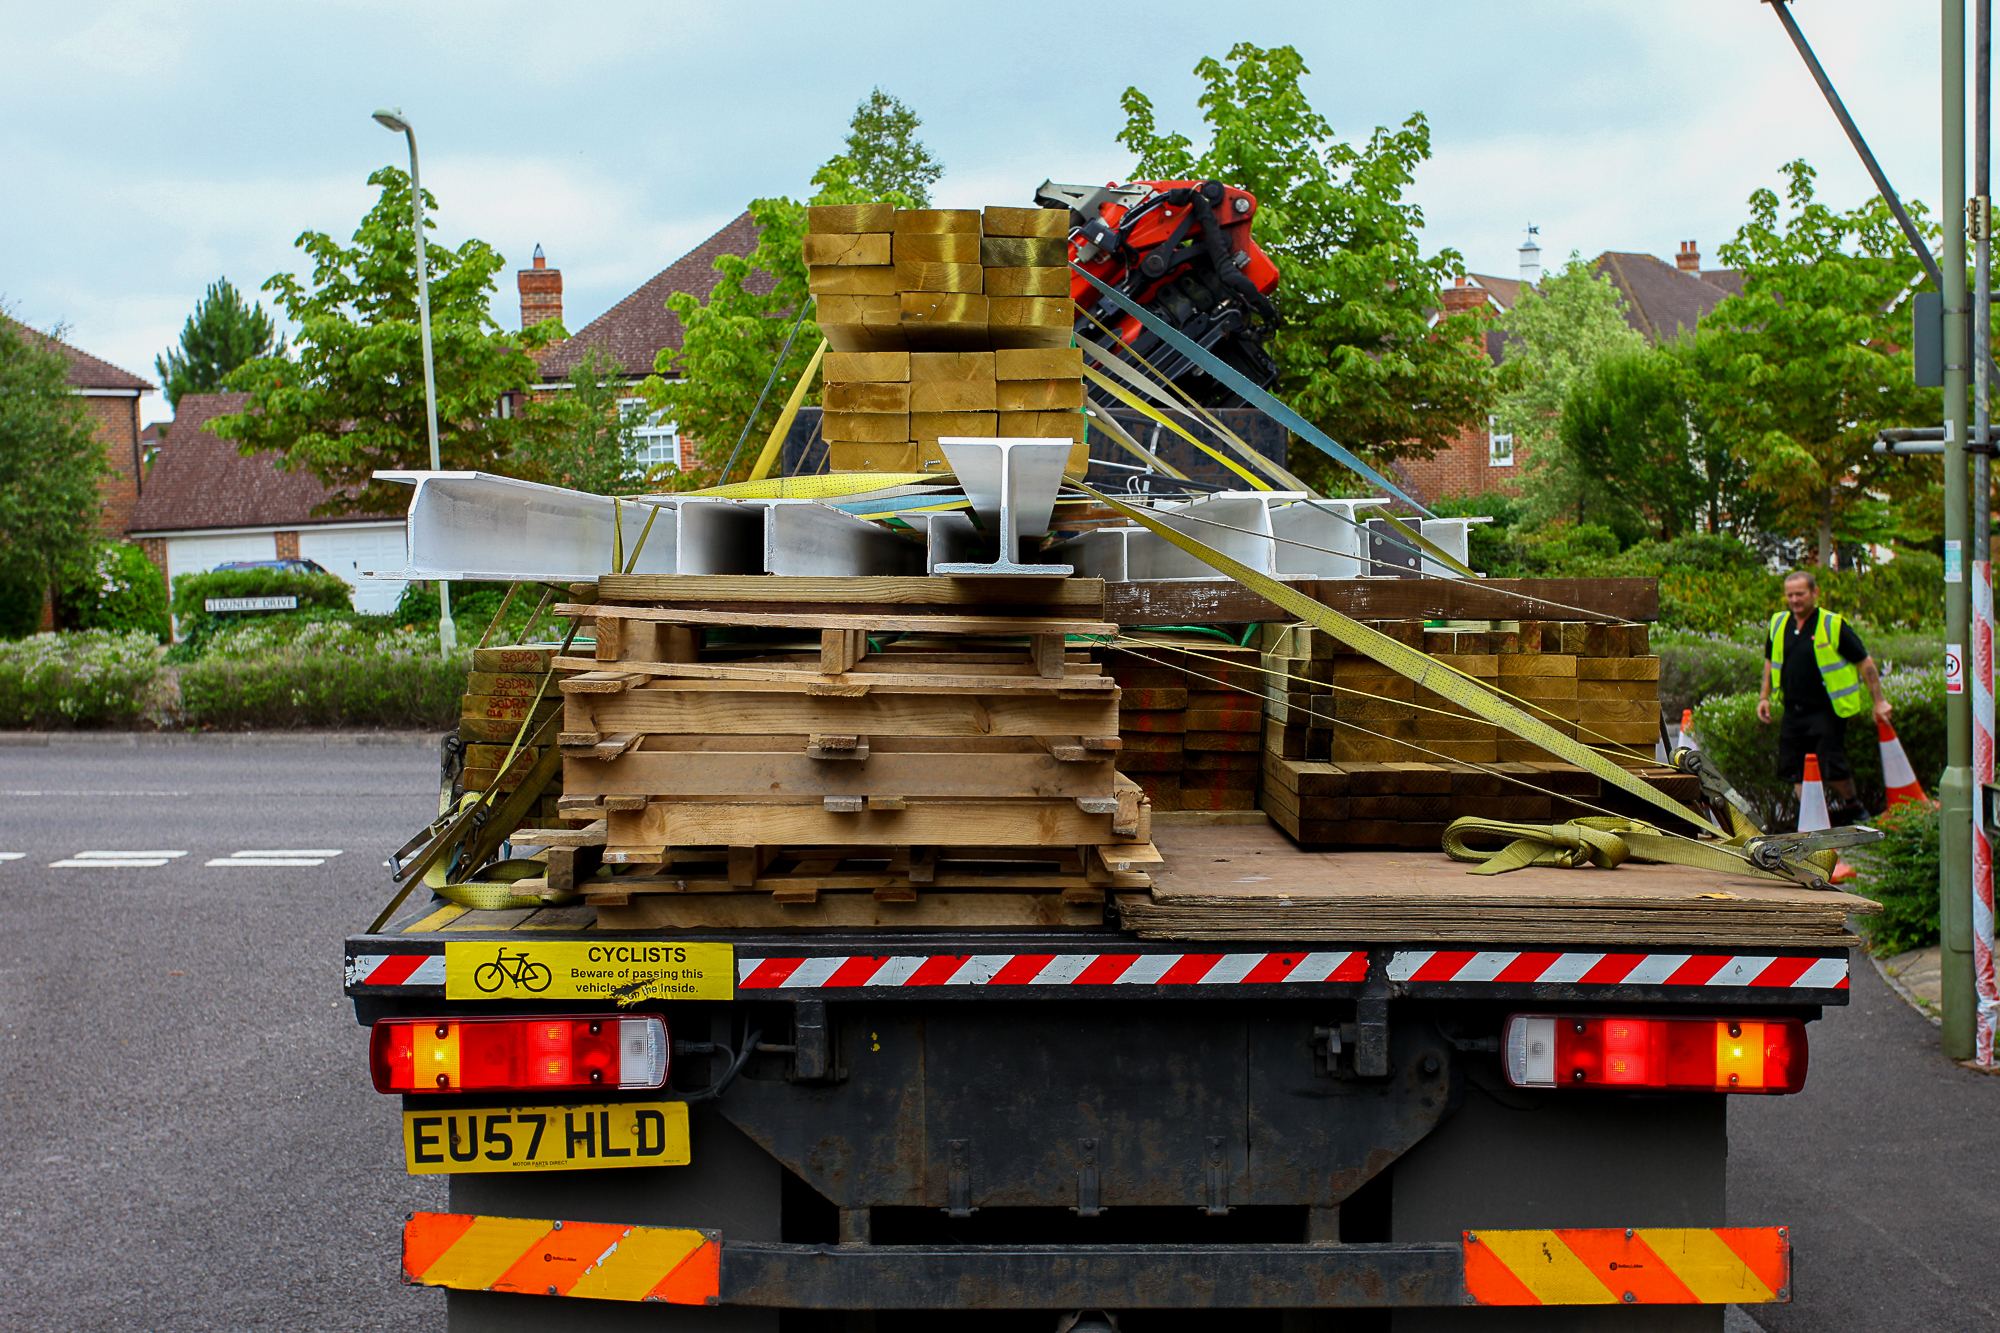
[3,737,1995,1330]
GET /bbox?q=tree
[154,278,284,410]
[0,317,107,634]
[643,91,942,480]
[218,167,559,517]
[840,88,942,206]
[1558,344,1749,542]
[509,349,646,495]
[1695,160,1936,565]
[1117,42,1495,488]
[1490,254,1648,524]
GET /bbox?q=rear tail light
[1504,1013,1807,1094]
[370,1015,668,1094]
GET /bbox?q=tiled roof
[2,315,153,391]
[1592,251,1741,343]
[126,392,392,533]
[536,211,765,380]
[1468,272,1523,310]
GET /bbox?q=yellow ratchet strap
[746,339,828,483]
[1082,363,1271,491]
[1081,404,1192,480]
[1075,481,1723,838]
[1442,816,1782,879]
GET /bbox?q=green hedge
[176,620,467,729]
[170,567,353,651]
[1850,800,1941,955]
[0,630,164,727]
[1656,629,1942,719]
[58,542,170,642]
[1689,667,1944,828]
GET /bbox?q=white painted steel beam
[933,438,1074,576]
[380,471,677,581]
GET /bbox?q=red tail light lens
[1504,1014,1808,1094]
[370,1015,669,1094]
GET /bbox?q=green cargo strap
[1076,481,1724,838]
[1767,608,1866,719]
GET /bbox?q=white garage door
[166,532,278,582]
[298,524,410,615]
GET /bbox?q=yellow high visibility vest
[1768,609,1866,719]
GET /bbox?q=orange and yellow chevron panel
[1464,1226,1791,1305]
[403,1211,719,1303]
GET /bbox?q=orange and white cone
[1798,753,1856,882]
[1878,718,1930,808]
[1680,708,1698,749]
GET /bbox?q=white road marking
[206,849,344,868]
[72,851,188,859]
[0,852,24,862]
[1,789,191,797]
[50,850,189,869]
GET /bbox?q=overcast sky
[0,0,1950,424]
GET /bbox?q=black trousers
[1776,708,1853,783]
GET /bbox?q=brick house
[125,392,409,617]
[2,315,155,538]
[1396,239,1741,507]
[524,211,764,473]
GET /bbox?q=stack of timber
[1094,636,1264,813]
[458,643,563,829]
[537,575,1158,926]
[1256,618,1687,848]
[807,203,1086,474]
[1120,826,1872,946]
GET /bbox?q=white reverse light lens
[619,1017,670,1088]
[1504,1015,1557,1088]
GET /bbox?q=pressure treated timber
[593,574,1107,610]
[560,603,1116,638]
[613,797,1149,849]
[563,749,1117,800]
[553,655,1115,695]
[1101,577,1660,626]
[567,689,1120,738]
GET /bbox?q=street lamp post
[373,107,455,655]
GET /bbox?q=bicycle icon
[472,948,552,994]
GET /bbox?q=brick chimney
[1676,240,1701,273]
[518,244,563,331]
[1438,276,1489,316]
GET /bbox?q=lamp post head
[372,108,411,134]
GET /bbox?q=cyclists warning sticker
[444,942,734,1002]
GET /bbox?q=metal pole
[1944,0,1975,1062]
[1973,0,1997,1066]
[402,122,454,655]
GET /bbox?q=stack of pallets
[806,204,1085,474]
[540,576,1158,925]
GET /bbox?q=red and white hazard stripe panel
[737,950,1367,991]
[1387,950,1847,990]
[347,953,445,989]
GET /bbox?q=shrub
[170,567,353,651]
[1689,666,1944,828]
[57,542,170,641]
[1851,799,1941,956]
[1656,630,1767,719]
[393,579,550,644]
[0,630,164,727]
[0,564,45,639]
[177,620,467,729]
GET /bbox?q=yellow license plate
[403,1100,689,1174]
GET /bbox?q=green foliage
[645,90,942,480]
[1492,256,1647,520]
[838,88,942,205]
[1655,631,1768,721]
[57,543,170,641]
[1690,666,1944,828]
[1696,160,1938,564]
[1851,800,1942,956]
[0,317,108,619]
[154,277,284,410]
[176,619,467,729]
[220,167,561,516]
[1117,43,1493,480]
[0,630,164,727]
[169,567,353,652]
[393,580,548,645]
[510,349,645,493]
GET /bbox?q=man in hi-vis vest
[1756,570,1890,824]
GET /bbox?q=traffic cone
[1680,708,1698,749]
[1877,718,1930,808]
[1798,753,1856,882]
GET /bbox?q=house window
[1487,415,1515,467]
[619,398,680,471]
